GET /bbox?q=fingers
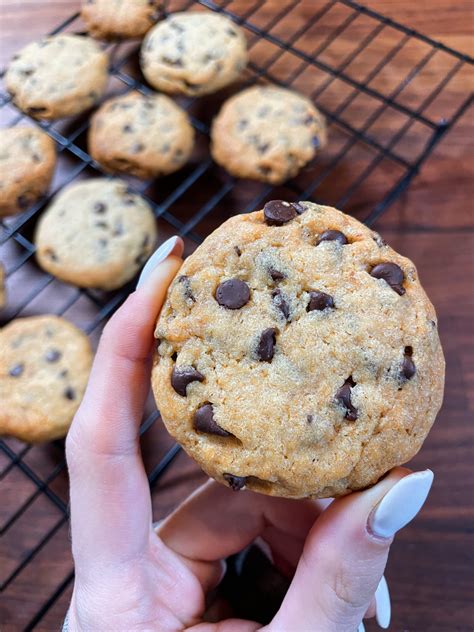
[268,468,434,632]
[67,238,183,574]
[157,479,322,589]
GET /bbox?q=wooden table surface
[0,1,473,630]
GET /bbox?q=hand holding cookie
[65,236,434,631]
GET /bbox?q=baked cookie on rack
[35,178,157,290]
[0,315,93,443]
[140,11,247,96]
[89,92,194,179]
[81,0,163,40]
[5,34,109,120]
[0,127,56,217]
[152,200,444,499]
[211,85,327,184]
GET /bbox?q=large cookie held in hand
[152,201,445,498]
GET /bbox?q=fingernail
[136,236,183,289]
[368,469,434,539]
[375,575,391,629]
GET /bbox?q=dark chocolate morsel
[269,268,285,282]
[292,201,307,215]
[336,377,358,421]
[370,263,405,295]
[316,229,348,246]
[257,327,277,362]
[45,349,61,363]
[178,275,195,302]
[307,291,335,311]
[272,289,290,320]
[171,365,204,396]
[216,279,250,309]
[94,202,107,214]
[9,363,24,377]
[263,200,298,226]
[194,403,231,437]
[307,414,314,423]
[223,473,247,491]
[64,387,76,401]
[401,346,416,380]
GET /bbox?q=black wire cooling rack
[1,0,473,628]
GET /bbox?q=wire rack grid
[0,0,472,628]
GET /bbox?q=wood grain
[0,1,473,630]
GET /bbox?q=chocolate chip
[132,142,145,153]
[162,55,183,67]
[316,230,348,246]
[194,403,231,436]
[64,387,76,400]
[9,363,24,377]
[216,279,250,309]
[272,289,290,320]
[263,200,298,226]
[370,263,405,295]
[257,327,277,362]
[269,268,285,282]
[292,201,307,215]
[178,275,195,302]
[26,106,47,116]
[171,365,204,396]
[234,245,242,257]
[223,473,246,491]
[307,414,314,423]
[307,291,335,311]
[401,346,416,380]
[45,349,61,363]
[122,124,133,133]
[336,377,357,421]
[94,202,107,214]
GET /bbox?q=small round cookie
[5,34,109,120]
[140,12,247,96]
[211,86,327,184]
[81,0,163,40]
[0,127,56,217]
[0,315,93,443]
[88,92,194,179]
[35,179,157,290]
[152,201,445,499]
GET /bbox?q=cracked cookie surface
[0,316,93,443]
[5,34,109,120]
[81,0,163,40]
[35,178,157,290]
[211,86,327,184]
[0,127,56,217]
[151,201,444,498]
[89,91,194,179]
[140,11,247,96]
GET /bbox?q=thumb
[268,468,434,632]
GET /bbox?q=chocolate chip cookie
[0,315,93,443]
[35,178,157,290]
[152,201,445,499]
[211,86,327,184]
[0,127,56,217]
[5,34,109,120]
[140,11,247,96]
[88,92,194,179]
[81,0,163,40]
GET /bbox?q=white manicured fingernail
[357,622,365,632]
[375,576,391,628]
[136,236,182,289]
[369,470,434,539]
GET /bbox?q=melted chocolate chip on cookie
[223,473,247,491]
[336,377,358,421]
[401,346,416,380]
[370,263,405,295]
[194,403,231,437]
[272,289,290,320]
[263,200,297,226]
[216,278,250,309]
[316,229,348,246]
[307,291,335,311]
[171,365,204,396]
[257,328,277,362]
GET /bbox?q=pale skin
[66,240,410,631]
